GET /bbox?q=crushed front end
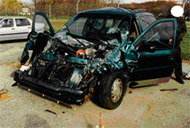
[14,11,139,105]
[14,36,127,104]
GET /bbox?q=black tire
[98,72,127,109]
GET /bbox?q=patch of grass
[50,18,70,32]
[181,27,190,60]
[186,21,190,28]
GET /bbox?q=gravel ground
[0,41,190,128]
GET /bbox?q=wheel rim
[111,78,123,103]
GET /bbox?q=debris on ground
[10,72,14,77]
[97,112,105,128]
[44,109,57,115]
[128,91,132,94]
[0,89,10,101]
[5,62,21,68]
[11,82,19,87]
[147,104,153,111]
[160,88,178,92]
[0,88,8,94]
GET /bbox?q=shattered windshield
[54,14,127,46]
[68,15,121,37]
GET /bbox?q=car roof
[81,7,154,18]
[135,12,155,17]
[81,7,132,16]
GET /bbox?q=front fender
[124,44,140,67]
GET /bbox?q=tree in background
[120,1,177,16]
[1,0,183,17]
[0,0,22,15]
[184,0,190,20]
[32,0,105,17]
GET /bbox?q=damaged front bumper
[14,70,86,104]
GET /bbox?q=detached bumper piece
[14,70,85,104]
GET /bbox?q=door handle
[11,28,15,30]
[28,27,31,29]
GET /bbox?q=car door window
[34,15,50,34]
[135,20,174,50]
[0,19,14,28]
[138,15,156,31]
[16,19,30,26]
[31,12,54,36]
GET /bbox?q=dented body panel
[14,7,178,107]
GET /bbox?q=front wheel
[98,72,127,109]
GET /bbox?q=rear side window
[138,15,156,31]
[16,19,30,26]
[0,18,14,27]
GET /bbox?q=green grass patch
[50,18,69,32]
[181,27,190,60]
[0,15,33,19]
[186,21,190,28]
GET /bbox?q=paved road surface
[0,41,190,128]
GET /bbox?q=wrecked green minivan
[14,7,178,109]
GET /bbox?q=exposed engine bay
[15,29,128,104]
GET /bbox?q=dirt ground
[0,41,190,128]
